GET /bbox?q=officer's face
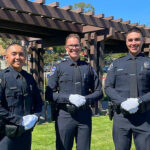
[126,32,143,56]
[5,44,26,72]
[65,37,81,61]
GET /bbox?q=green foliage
[32,116,136,150]
[43,51,60,65]
[104,53,127,64]
[73,2,95,13]
[53,46,65,54]
[0,38,21,49]
[43,46,65,64]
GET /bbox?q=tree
[104,53,127,65]
[0,38,21,49]
[43,51,60,65]
[53,46,65,54]
[72,2,95,13]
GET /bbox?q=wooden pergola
[0,1,150,111]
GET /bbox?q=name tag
[129,74,136,76]
[10,87,17,90]
[75,82,81,85]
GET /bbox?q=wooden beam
[104,16,114,20]
[122,20,130,24]
[137,24,145,28]
[0,32,29,41]
[0,0,150,37]
[34,0,45,4]
[94,14,104,18]
[47,2,59,7]
[0,9,83,33]
[61,6,72,11]
[143,47,150,52]
[0,0,128,32]
[130,23,138,26]
[71,8,83,13]
[83,26,103,33]
[112,32,126,41]
[113,18,122,22]
[144,37,150,44]
[84,11,94,16]
[0,19,75,40]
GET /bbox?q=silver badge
[144,61,150,69]
[108,63,113,71]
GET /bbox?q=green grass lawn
[32,116,135,150]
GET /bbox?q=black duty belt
[112,102,150,115]
[58,104,89,114]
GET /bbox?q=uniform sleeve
[0,72,22,125]
[85,66,103,104]
[45,65,69,104]
[104,63,126,105]
[139,93,150,103]
[31,77,43,116]
[137,59,150,102]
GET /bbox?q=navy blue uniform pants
[113,112,150,150]
[0,132,31,150]
[55,109,92,150]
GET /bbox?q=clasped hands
[121,98,139,114]
[21,114,38,130]
[69,94,86,107]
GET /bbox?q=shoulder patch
[50,66,56,76]
[144,61,150,69]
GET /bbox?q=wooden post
[29,40,44,95]
[98,41,105,80]
[148,45,150,57]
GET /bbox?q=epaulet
[61,59,67,62]
[117,55,126,60]
[112,56,126,64]
[57,59,68,66]
[4,67,10,72]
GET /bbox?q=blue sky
[30,0,150,26]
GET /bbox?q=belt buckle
[66,104,76,113]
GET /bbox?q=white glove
[121,98,139,112]
[22,114,38,130]
[129,107,139,114]
[69,94,86,107]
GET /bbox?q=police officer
[105,27,150,150]
[0,43,43,150]
[46,34,103,150]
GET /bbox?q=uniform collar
[125,53,144,60]
[68,58,81,66]
[8,66,21,79]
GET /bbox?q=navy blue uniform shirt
[46,58,103,105]
[105,53,150,106]
[0,66,43,126]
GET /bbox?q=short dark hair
[65,34,81,45]
[6,43,26,55]
[126,27,143,37]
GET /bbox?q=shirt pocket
[115,69,128,82]
[116,70,127,76]
[5,89,22,108]
[59,75,73,92]
[59,75,72,83]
